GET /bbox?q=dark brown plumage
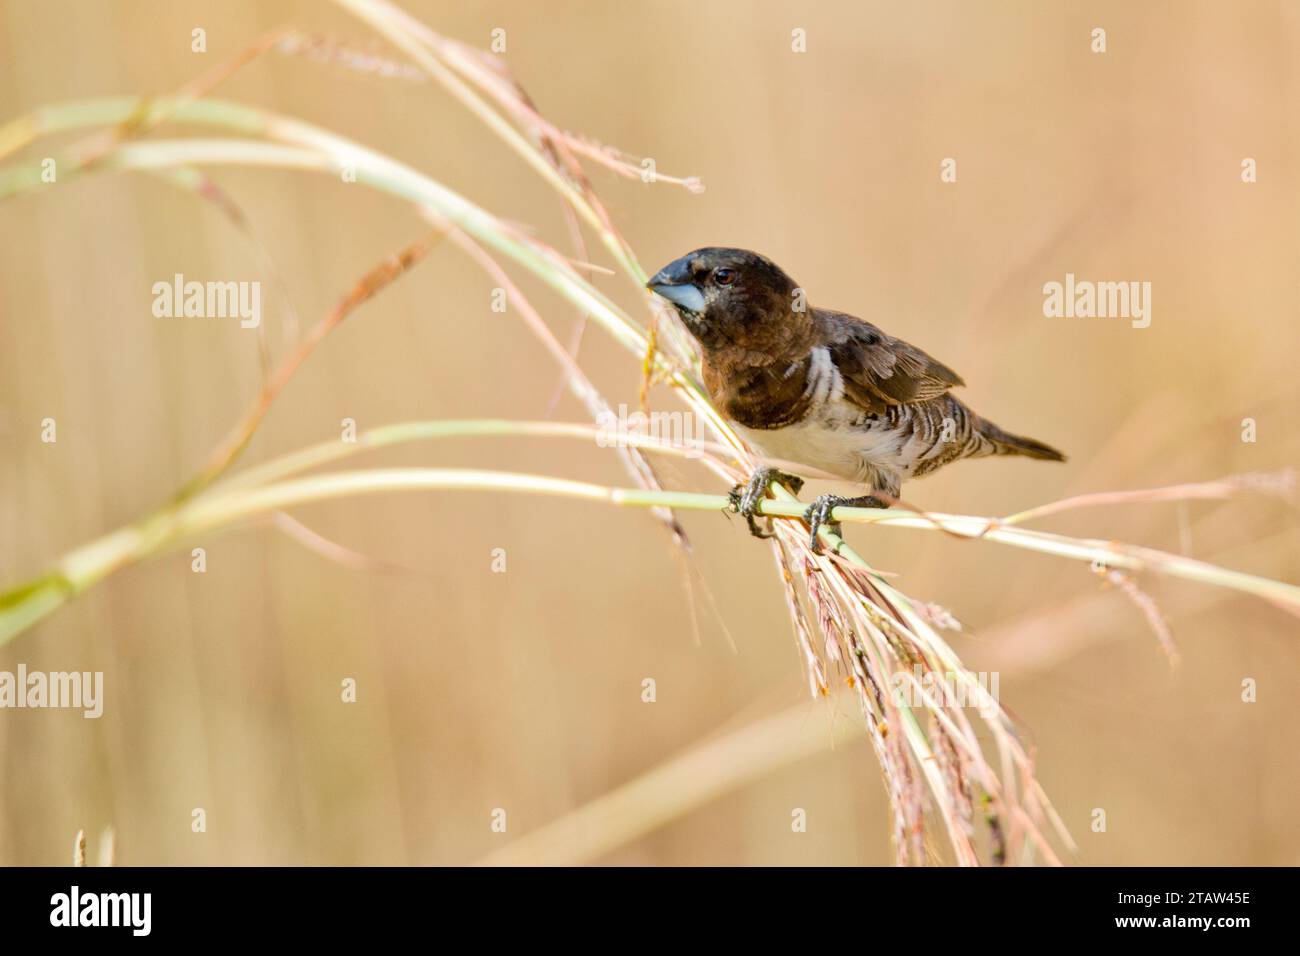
[647,247,1065,547]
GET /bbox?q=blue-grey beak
[647,258,706,313]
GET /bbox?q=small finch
[647,247,1065,549]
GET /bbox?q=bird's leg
[803,494,888,553]
[728,466,805,539]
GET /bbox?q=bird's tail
[979,419,1067,462]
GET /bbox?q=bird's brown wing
[816,308,965,414]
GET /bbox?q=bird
[646,247,1065,550]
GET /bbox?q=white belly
[733,407,909,485]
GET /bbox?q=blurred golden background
[1,0,1297,865]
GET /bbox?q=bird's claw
[803,495,844,552]
[803,494,887,553]
[728,467,805,540]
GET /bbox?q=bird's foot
[728,467,805,539]
[803,494,888,553]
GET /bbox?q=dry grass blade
[422,209,688,545]
[1001,468,1297,525]
[175,228,446,502]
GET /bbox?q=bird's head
[646,247,806,352]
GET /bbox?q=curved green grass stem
[3,419,1295,647]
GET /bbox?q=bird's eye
[713,268,736,286]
